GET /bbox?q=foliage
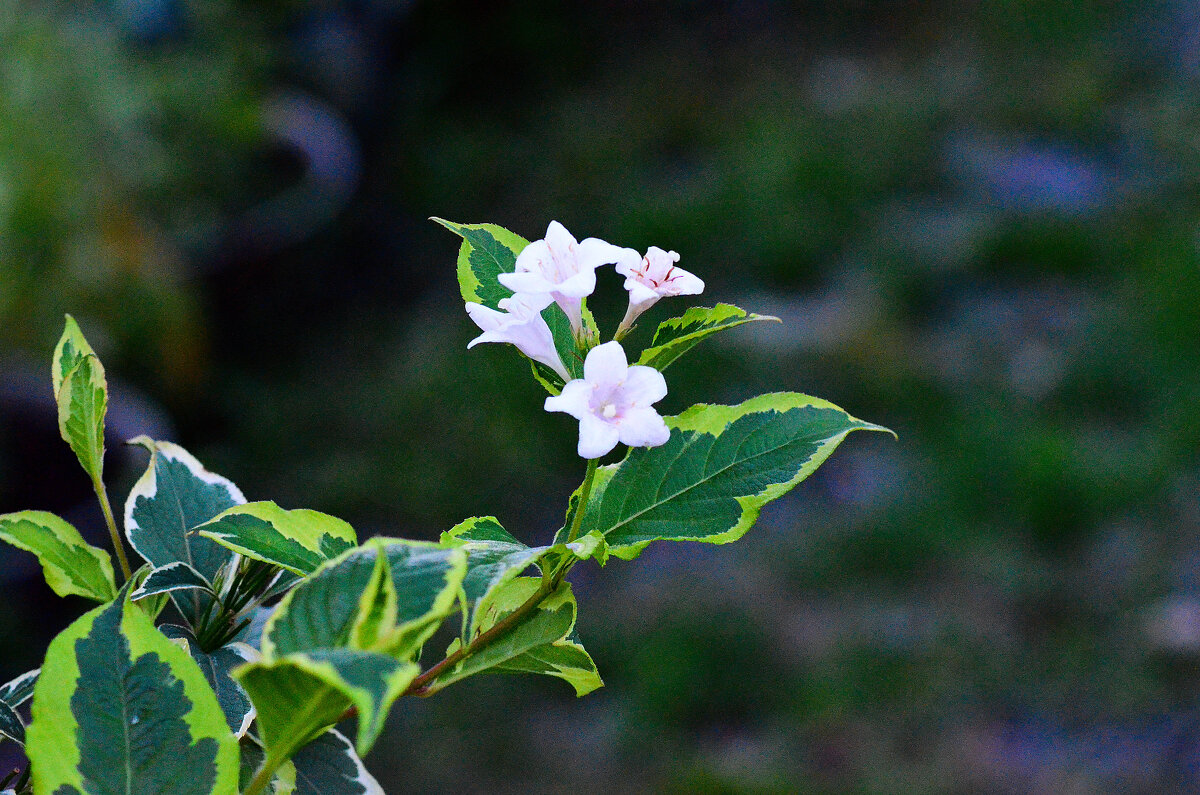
[0,226,884,792]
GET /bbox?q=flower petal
[543,220,578,257]
[576,238,633,271]
[577,413,621,459]
[465,302,505,334]
[583,341,628,386]
[551,269,597,299]
[512,239,552,275]
[616,407,670,449]
[621,365,668,406]
[544,380,593,420]
[498,270,554,294]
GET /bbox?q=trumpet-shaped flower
[466,292,569,381]
[615,246,704,334]
[499,221,635,337]
[545,341,670,459]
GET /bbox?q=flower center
[601,403,618,419]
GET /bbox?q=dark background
[4,1,1200,791]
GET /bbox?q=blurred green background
[4,0,1200,791]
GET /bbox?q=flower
[544,341,670,459]
[498,221,635,337]
[615,246,704,335]
[466,292,569,381]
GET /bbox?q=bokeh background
[4,1,1200,791]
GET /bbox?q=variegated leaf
[124,437,246,624]
[26,594,239,794]
[196,502,356,576]
[161,625,256,738]
[0,511,115,602]
[636,303,780,371]
[567,393,892,560]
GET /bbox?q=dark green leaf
[161,625,255,738]
[0,701,23,746]
[291,729,382,795]
[124,437,246,624]
[574,393,891,560]
[0,669,38,708]
[130,562,215,602]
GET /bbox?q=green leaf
[52,314,97,399]
[263,539,467,661]
[124,437,246,624]
[441,516,601,632]
[161,625,255,738]
[290,729,383,795]
[0,700,23,746]
[56,353,108,485]
[430,577,591,693]
[572,393,892,560]
[127,563,171,621]
[636,303,780,372]
[0,511,116,602]
[0,669,38,708]
[130,562,216,602]
[490,628,604,697]
[235,651,418,759]
[196,502,357,576]
[26,595,239,795]
[432,218,528,310]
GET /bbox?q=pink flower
[615,247,704,335]
[466,292,569,381]
[544,341,670,459]
[498,221,635,337]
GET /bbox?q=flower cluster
[465,220,704,459]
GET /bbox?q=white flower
[615,246,704,335]
[544,341,670,459]
[498,221,635,337]
[466,292,569,381]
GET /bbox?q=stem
[566,459,598,544]
[404,575,558,697]
[243,754,284,795]
[93,477,132,582]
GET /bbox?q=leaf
[488,629,604,697]
[441,516,600,632]
[130,562,216,602]
[52,314,96,399]
[26,594,239,795]
[571,393,892,560]
[127,563,171,621]
[0,701,23,746]
[196,502,357,576]
[124,437,246,624]
[161,625,256,738]
[263,539,467,661]
[0,511,116,602]
[432,218,528,310]
[290,729,383,795]
[430,577,591,693]
[57,354,109,485]
[234,651,418,759]
[0,669,38,708]
[636,303,780,372]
